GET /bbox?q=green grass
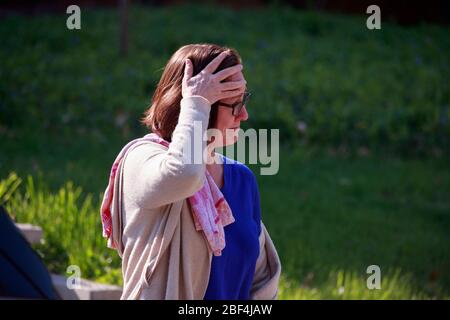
[254,147,450,299]
[0,4,449,153]
[1,3,449,299]
[1,172,123,286]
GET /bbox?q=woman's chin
[223,137,239,147]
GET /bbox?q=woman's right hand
[182,51,247,105]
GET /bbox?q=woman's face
[213,70,249,147]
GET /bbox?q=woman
[100,44,281,300]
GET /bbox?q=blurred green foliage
[0,4,448,155]
[0,3,449,299]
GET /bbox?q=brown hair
[141,43,242,142]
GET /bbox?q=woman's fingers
[219,87,246,100]
[215,64,243,81]
[203,51,229,74]
[183,59,193,83]
[220,80,247,91]
[182,51,247,105]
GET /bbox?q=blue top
[203,155,262,300]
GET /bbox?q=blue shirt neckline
[204,153,261,300]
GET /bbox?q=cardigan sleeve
[124,96,212,209]
[250,222,282,300]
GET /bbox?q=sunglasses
[218,91,251,116]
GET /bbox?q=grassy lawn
[256,148,450,299]
[1,4,449,299]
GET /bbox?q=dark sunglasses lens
[233,103,244,116]
[243,92,250,104]
[233,92,250,116]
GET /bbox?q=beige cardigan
[107,96,281,300]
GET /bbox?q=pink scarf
[100,133,235,256]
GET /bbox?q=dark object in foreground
[0,206,58,299]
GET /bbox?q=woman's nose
[236,105,249,121]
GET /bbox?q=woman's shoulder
[121,141,169,181]
[124,140,166,164]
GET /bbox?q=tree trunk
[119,0,128,57]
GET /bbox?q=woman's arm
[250,222,282,300]
[248,173,281,299]
[125,95,211,208]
